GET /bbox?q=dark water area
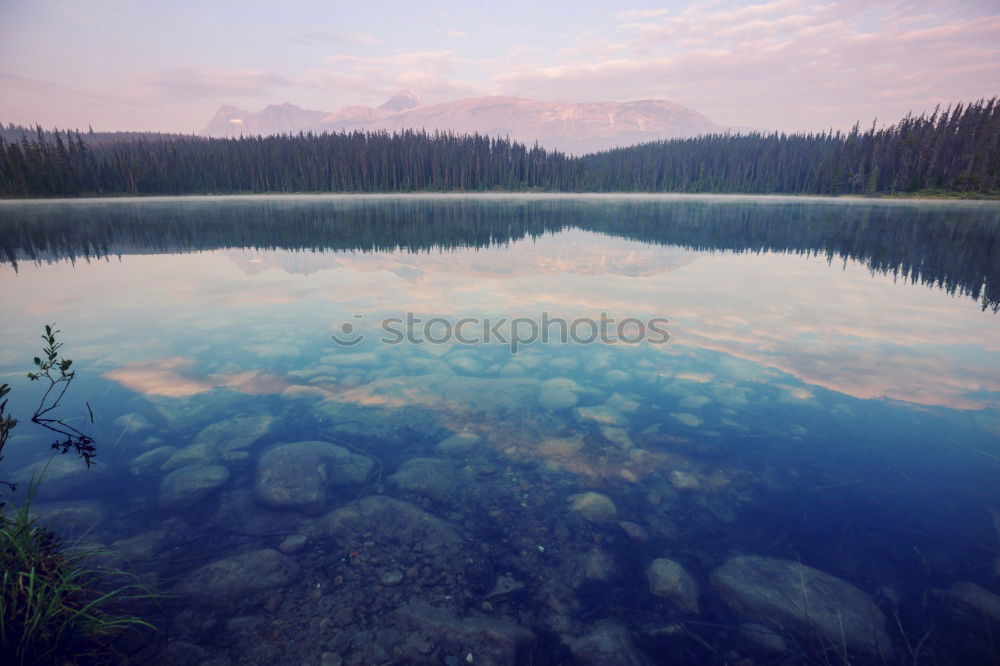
[0,194,998,665]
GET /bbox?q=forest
[0,98,997,197]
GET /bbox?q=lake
[0,194,998,665]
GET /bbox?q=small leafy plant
[26,324,96,466]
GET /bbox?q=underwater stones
[671,412,704,428]
[450,356,482,374]
[486,573,526,599]
[113,412,154,434]
[602,369,630,384]
[646,558,699,613]
[253,441,374,514]
[711,556,893,657]
[306,495,462,550]
[128,445,177,475]
[538,388,579,410]
[178,548,299,605]
[380,570,404,586]
[580,547,616,582]
[740,623,789,653]
[573,405,627,428]
[332,375,539,414]
[566,620,646,666]
[618,521,649,542]
[678,394,711,409]
[605,393,641,414]
[388,457,455,502]
[499,362,527,377]
[319,351,378,367]
[541,377,587,393]
[392,603,535,666]
[669,470,702,491]
[30,500,106,535]
[548,357,578,371]
[278,534,308,556]
[599,426,633,449]
[158,464,230,511]
[162,412,274,472]
[13,455,110,500]
[568,492,618,524]
[436,431,481,456]
[110,529,164,561]
[946,581,1000,622]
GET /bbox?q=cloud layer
[0,0,997,132]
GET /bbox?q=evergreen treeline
[2,197,997,311]
[0,98,997,197]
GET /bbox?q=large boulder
[178,548,298,605]
[158,464,230,511]
[566,620,647,666]
[646,558,699,614]
[253,441,374,514]
[388,457,454,502]
[304,495,462,551]
[162,413,274,472]
[946,581,1000,622]
[568,492,618,524]
[392,603,535,666]
[711,556,893,657]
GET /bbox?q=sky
[1,0,998,134]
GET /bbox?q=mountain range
[201,90,719,154]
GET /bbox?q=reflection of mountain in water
[1,196,997,310]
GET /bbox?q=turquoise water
[0,195,998,664]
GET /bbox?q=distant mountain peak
[201,92,718,153]
[379,89,421,113]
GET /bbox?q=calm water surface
[1,195,998,665]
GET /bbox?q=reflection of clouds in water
[105,356,289,397]
[3,229,998,415]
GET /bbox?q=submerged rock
[568,492,618,523]
[574,405,628,428]
[305,495,462,550]
[114,412,154,434]
[13,455,109,500]
[392,603,535,666]
[740,623,789,653]
[566,620,646,666]
[128,446,177,475]
[711,555,893,657]
[253,441,374,514]
[541,377,588,393]
[277,534,308,556]
[646,558,699,613]
[388,457,455,502]
[605,393,640,414]
[158,464,230,511]
[946,581,1000,622]
[539,388,579,410]
[30,500,106,536]
[178,548,298,605]
[435,431,481,455]
[669,470,702,491]
[162,412,274,472]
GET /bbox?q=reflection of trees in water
[1,198,997,311]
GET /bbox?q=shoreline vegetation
[1,98,997,199]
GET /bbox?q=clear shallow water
[0,195,999,664]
